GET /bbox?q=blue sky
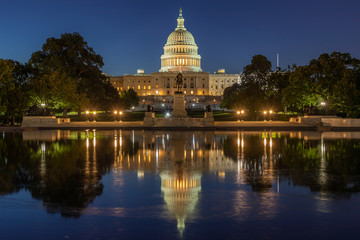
[0,0,359,75]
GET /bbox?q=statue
[206,105,212,112]
[147,105,153,112]
[175,72,183,93]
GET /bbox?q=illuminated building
[109,9,241,109]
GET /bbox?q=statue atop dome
[176,8,185,30]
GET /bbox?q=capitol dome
[160,9,202,72]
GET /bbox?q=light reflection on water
[1,130,360,239]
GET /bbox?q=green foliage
[28,32,120,115]
[119,88,140,109]
[0,60,31,124]
[283,52,360,116]
[222,55,286,119]
[0,59,16,114]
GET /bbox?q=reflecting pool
[1,130,360,239]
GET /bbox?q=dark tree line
[222,52,360,118]
[1,33,138,125]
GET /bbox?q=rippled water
[1,130,360,239]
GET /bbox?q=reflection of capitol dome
[159,8,202,72]
[160,172,201,236]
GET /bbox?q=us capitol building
[109,9,241,110]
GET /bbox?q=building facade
[109,9,241,109]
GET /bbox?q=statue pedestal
[143,112,155,126]
[172,93,187,118]
[204,112,214,126]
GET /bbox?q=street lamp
[93,111,96,122]
[237,111,240,122]
[114,110,118,122]
[119,111,123,122]
[269,110,273,121]
[241,110,245,121]
[85,110,90,122]
[263,111,267,121]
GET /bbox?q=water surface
[1,130,360,239]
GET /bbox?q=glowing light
[85,110,90,115]
[263,111,267,114]
[114,111,118,114]
[241,110,244,114]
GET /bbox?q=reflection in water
[1,130,360,236]
[161,171,201,236]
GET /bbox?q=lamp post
[114,110,118,122]
[213,99,216,110]
[237,111,240,122]
[269,110,273,121]
[241,110,245,121]
[263,111,267,121]
[93,111,96,122]
[85,110,90,122]
[119,111,123,122]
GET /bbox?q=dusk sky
[1,0,359,75]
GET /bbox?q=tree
[283,52,360,115]
[282,66,321,114]
[332,69,360,117]
[119,89,139,109]
[221,55,274,119]
[242,54,272,87]
[0,59,15,115]
[28,32,120,115]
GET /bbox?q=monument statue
[175,72,183,93]
[147,104,152,112]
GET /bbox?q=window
[190,83,194,88]
[203,91,205,94]
[184,91,186,94]
[202,84,205,87]
[148,86,151,90]
[216,86,218,89]
[156,84,158,88]
[167,83,170,88]
[167,91,170,94]
[156,91,159,95]
[191,91,193,94]
[183,83,187,88]
[143,86,146,90]
[138,85,141,90]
